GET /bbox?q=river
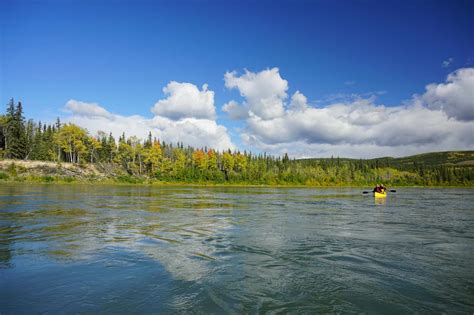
[1,184,473,313]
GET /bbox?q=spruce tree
[4,99,27,159]
[8,101,27,159]
[55,117,61,130]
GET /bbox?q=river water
[0,184,473,313]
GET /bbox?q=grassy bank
[1,159,474,188]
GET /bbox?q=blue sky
[1,0,473,157]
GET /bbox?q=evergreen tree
[5,100,27,159]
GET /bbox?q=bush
[7,163,17,176]
[116,175,144,184]
[0,172,9,180]
[41,176,55,182]
[63,176,76,183]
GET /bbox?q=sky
[1,0,473,158]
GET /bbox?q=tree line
[1,99,473,185]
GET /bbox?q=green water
[1,184,473,313]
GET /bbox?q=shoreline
[1,177,473,189]
[1,159,473,188]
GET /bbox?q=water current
[1,184,473,313]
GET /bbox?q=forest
[1,99,473,186]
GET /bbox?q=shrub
[116,175,144,184]
[41,176,55,182]
[7,163,17,176]
[63,176,76,183]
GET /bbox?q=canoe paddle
[363,189,396,194]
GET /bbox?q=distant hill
[371,151,474,168]
[296,151,474,170]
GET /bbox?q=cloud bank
[223,68,474,158]
[63,68,473,158]
[65,82,234,151]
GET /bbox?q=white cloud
[151,81,216,120]
[65,82,234,151]
[63,68,474,158]
[226,67,474,158]
[65,100,113,119]
[242,139,473,160]
[222,100,249,120]
[419,68,474,121]
[224,68,287,120]
[442,57,454,68]
[289,91,308,111]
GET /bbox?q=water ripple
[0,185,473,313]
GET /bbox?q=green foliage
[41,176,55,182]
[0,172,9,180]
[7,162,17,176]
[54,124,88,163]
[63,176,76,183]
[116,175,145,184]
[4,99,28,159]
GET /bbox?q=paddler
[373,184,381,193]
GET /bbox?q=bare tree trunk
[24,148,32,161]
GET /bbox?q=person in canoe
[373,184,386,193]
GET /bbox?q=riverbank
[1,159,473,187]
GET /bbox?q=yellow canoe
[374,191,387,198]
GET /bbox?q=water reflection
[0,225,13,268]
[1,184,473,313]
[0,184,238,283]
[374,196,387,205]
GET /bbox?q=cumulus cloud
[289,91,308,111]
[419,68,474,121]
[225,67,474,158]
[66,100,113,119]
[65,82,234,151]
[151,81,216,120]
[63,68,474,158]
[224,68,288,120]
[243,102,471,147]
[222,100,249,120]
